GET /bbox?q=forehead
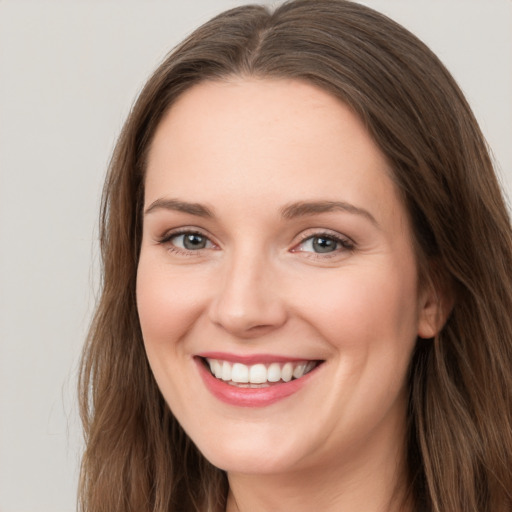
[145,78,405,230]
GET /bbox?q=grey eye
[299,235,339,253]
[172,233,211,250]
[312,236,338,253]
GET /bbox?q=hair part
[79,1,512,510]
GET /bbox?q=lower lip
[195,358,318,408]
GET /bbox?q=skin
[137,78,441,512]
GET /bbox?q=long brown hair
[78,1,512,510]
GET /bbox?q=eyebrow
[280,200,379,227]
[144,197,378,227]
[144,198,214,217]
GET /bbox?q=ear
[417,278,454,339]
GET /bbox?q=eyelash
[158,229,214,256]
[157,229,355,258]
[294,231,355,258]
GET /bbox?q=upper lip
[196,351,322,365]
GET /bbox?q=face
[137,78,436,478]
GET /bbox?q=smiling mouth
[200,357,322,388]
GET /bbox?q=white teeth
[221,361,232,381]
[267,362,281,382]
[231,363,249,383]
[293,362,307,379]
[205,358,317,384]
[212,359,223,378]
[281,362,293,382]
[304,361,316,374]
[249,364,267,384]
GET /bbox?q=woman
[78,1,512,510]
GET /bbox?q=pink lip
[197,351,310,365]
[195,356,321,408]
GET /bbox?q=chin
[185,417,320,476]
[201,442,301,475]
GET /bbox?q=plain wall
[0,1,510,510]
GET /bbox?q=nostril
[208,296,288,337]
[207,265,288,336]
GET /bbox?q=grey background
[0,1,510,510]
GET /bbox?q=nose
[208,250,288,338]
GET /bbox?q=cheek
[297,262,420,349]
[136,257,210,350]
[296,264,419,431]
[136,256,213,413]
[294,260,420,420]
